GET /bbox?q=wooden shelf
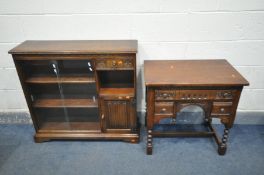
[99,88,134,97]
[38,122,100,132]
[96,67,134,71]
[26,76,95,84]
[33,99,98,108]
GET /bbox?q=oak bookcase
[9,40,139,143]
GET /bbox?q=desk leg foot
[147,146,152,155]
[218,146,227,155]
[218,128,229,156]
[147,129,153,155]
[204,117,212,127]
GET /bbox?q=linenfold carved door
[101,98,136,132]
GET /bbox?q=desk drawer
[215,90,236,100]
[155,90,177,100]
[155,102,174,115]
[211,102,233,116]
[179,90,213,100]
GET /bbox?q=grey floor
[0,124,263,175]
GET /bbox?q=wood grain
[33,99,98,108]
[26,76,95,84]
[39,122,100,132]
[9,39,139,143]
[9,40,137,54]
[99,88,134,97]
[144,60,249,155]
[144,60,249,86]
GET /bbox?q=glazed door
[101,98,136,132]
[16,59,100,132]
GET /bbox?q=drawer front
[96,58,134,70]
[211,102,233,115]
[179,90,237,100]
[179,90,214,100]
[155,90,177,100]
[215,90,236,100]
[155,102,174,115]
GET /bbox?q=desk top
[9,40,137,54]
[144,60,249,87]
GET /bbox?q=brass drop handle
[224,92,231,98]
[117,60,123,66]
[162,93,170,98]
[161,108,167,113]
[112,60,117,67]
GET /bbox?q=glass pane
[35,108,100,131]
[20,60,56,77]
[19,59,99,131]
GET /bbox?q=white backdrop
[0,0,264,114]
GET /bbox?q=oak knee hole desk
[144,60,249,155]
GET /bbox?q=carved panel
[104,100,128,129]
[179,90,214,100]
[215,90,236,100]
[155,90,177,100]
[102,99,136,131]
[95,58,134,70]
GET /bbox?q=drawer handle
[124,61,132,67]
[224,92,230,98]
[112,60,117,67]
[162,93,169,98]
[220,108,225,112]
[161,108,167,112]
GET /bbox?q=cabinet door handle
[101,114,105,119]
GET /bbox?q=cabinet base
[34,132,140,143]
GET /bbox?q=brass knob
[220,108,225,112]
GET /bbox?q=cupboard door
[101,99,136,132]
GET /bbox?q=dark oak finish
[9,40,139,143]
[33,99,98,108]
[25,76,95,84]
[145,60,249,87]
[99,88,135,97]
[9,40,137,54]
[144,60,249,155]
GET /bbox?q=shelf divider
[38,122,101,132]
[33,99,98,108]
[26,76,95,84]
[99,88,134,97]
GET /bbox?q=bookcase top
[9,40,137,54]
